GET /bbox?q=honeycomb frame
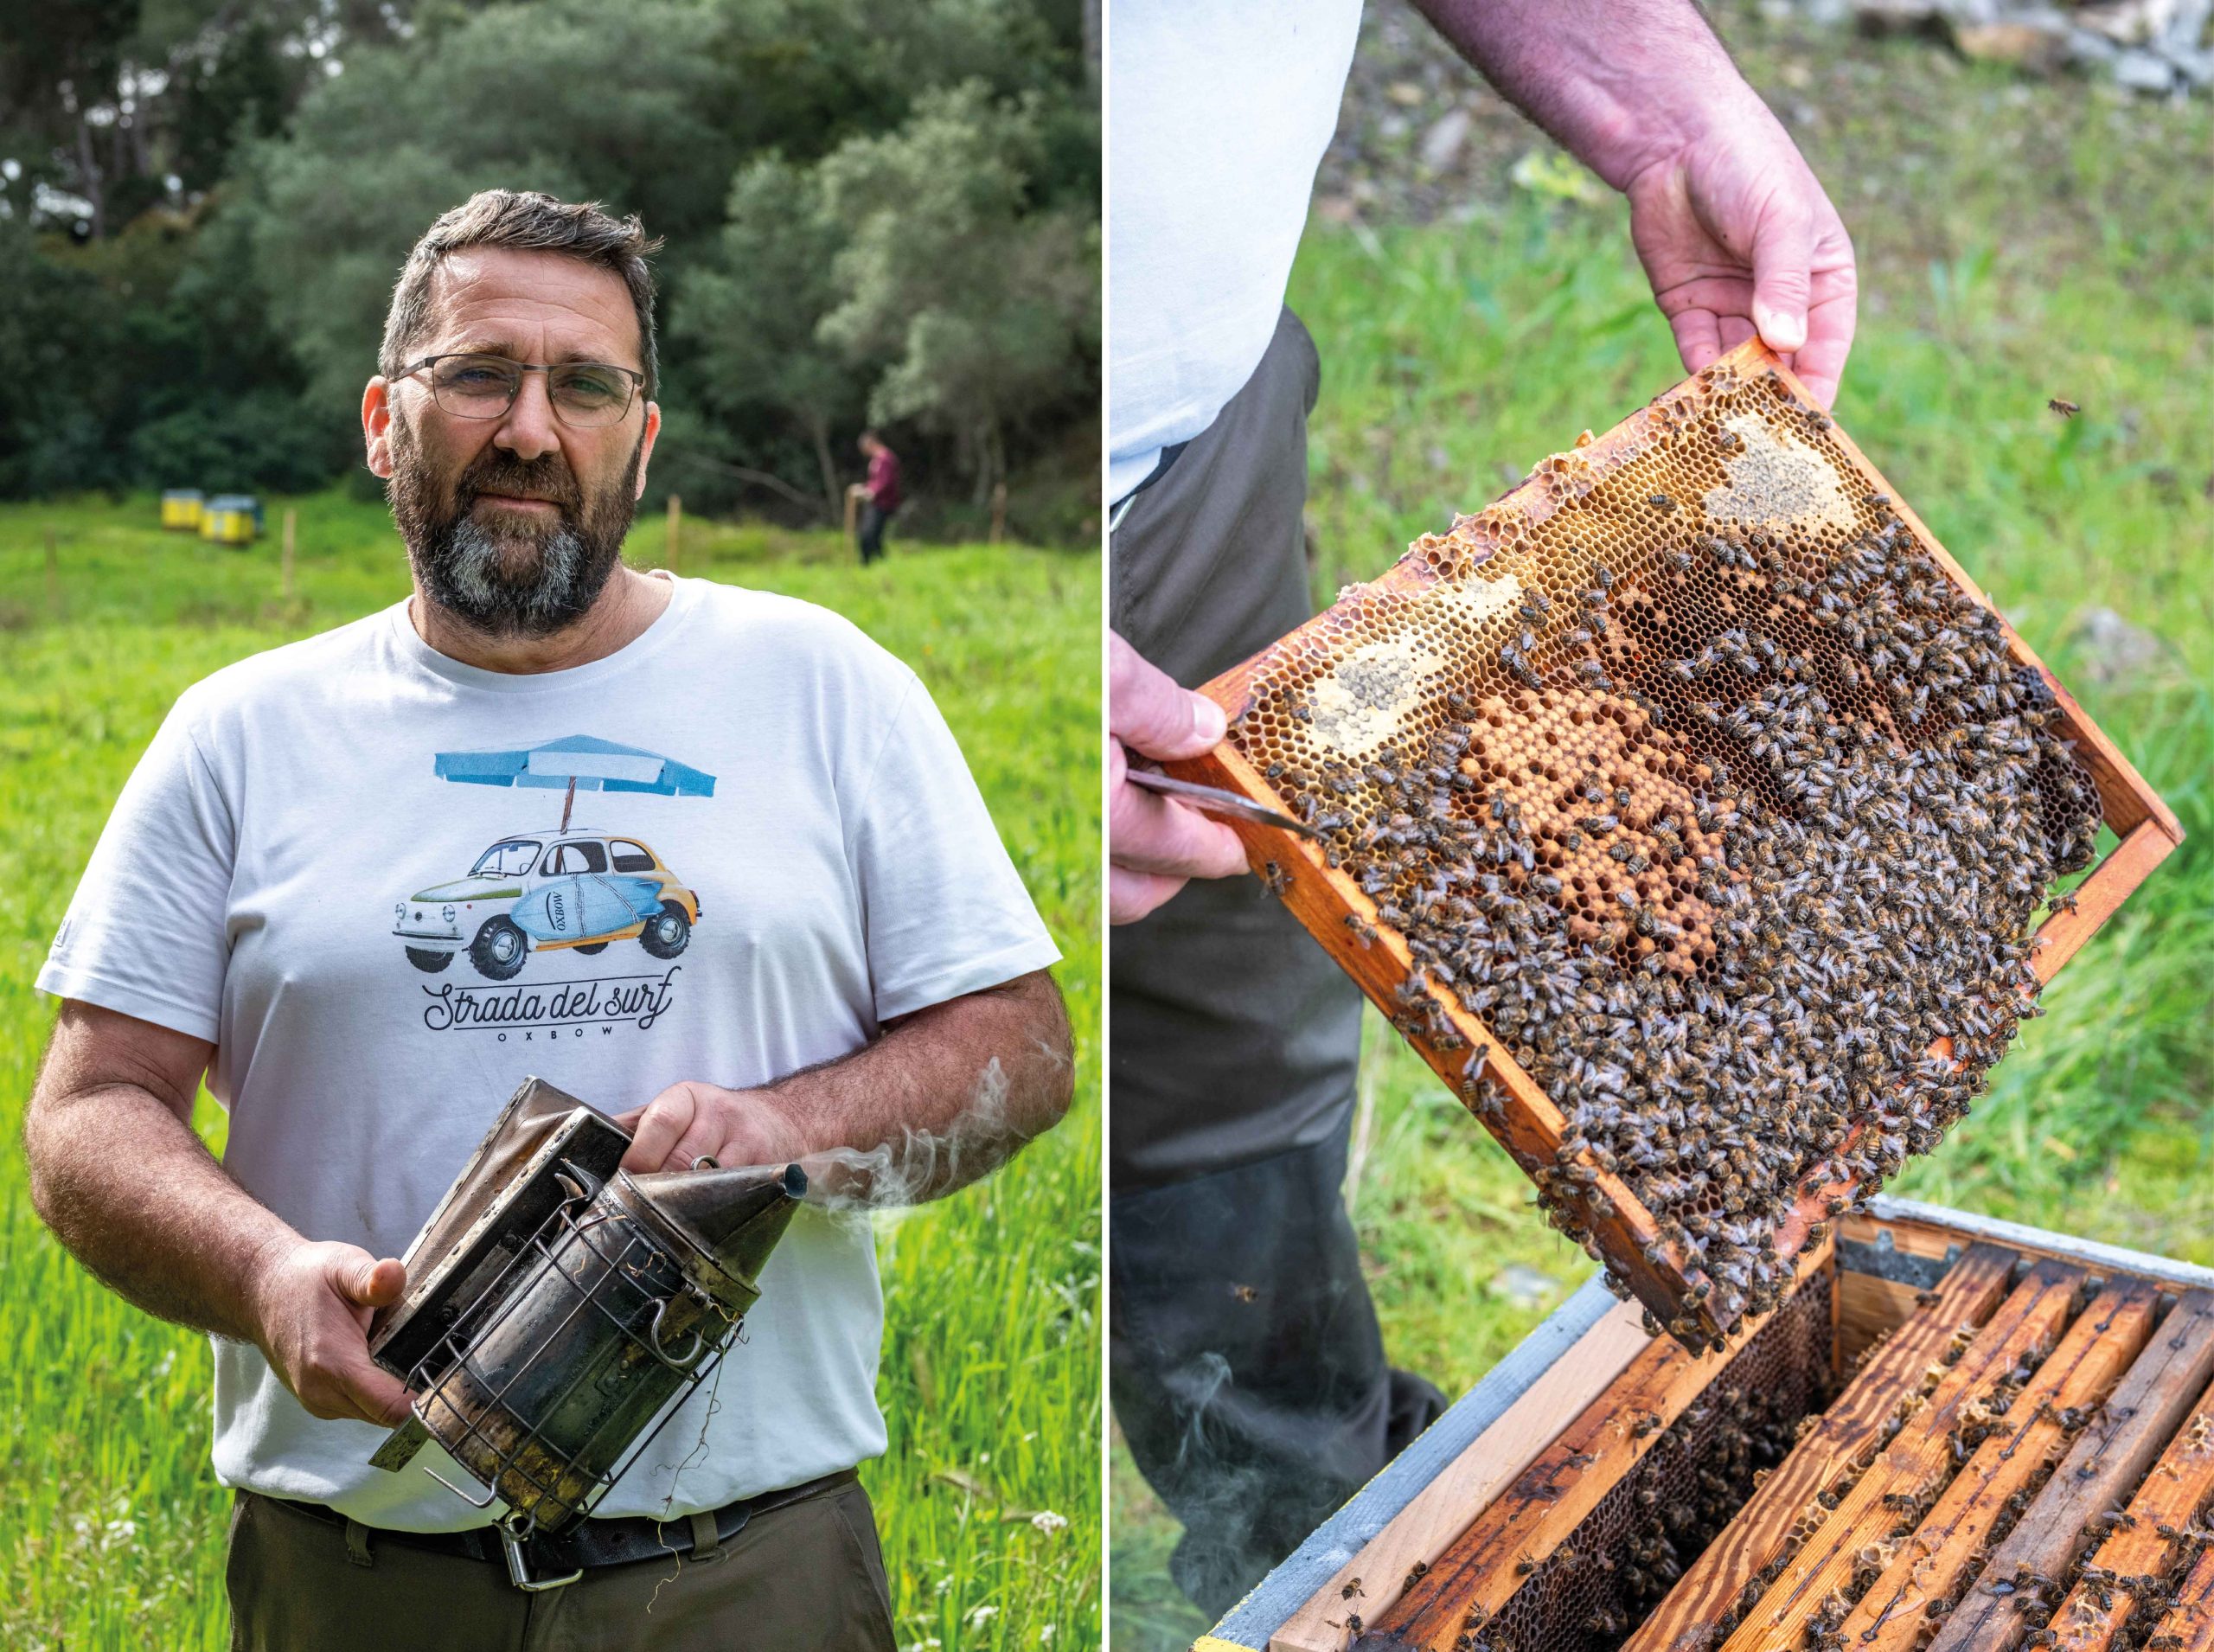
[1165,338,2182,1346]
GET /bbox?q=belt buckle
[498,1522,583,1593]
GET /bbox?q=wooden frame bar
[1830,1279,2162,1652]
[2038,1328,2214,1651]
[1353,1240,1836,1652]
[1692,1255,2075,1636]
[1618,1241,2020,1652]
[2144,1545,2214,1652]
[1924,1290,2214,1652]
[1720,1270,2144,1652]
[1263,1296,1653,1652]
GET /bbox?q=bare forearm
[773,972,1074,1204]
[1414,0,1757,188]
[623,970,1076,1204]
[26,1083,295,1342]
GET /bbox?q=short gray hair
[380,189,662,398]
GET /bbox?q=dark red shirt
[866,448,902,511]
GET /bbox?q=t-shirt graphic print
[398,734,717,1039]
[38,573,1059,1529]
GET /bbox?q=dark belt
[253,1467,857,1591]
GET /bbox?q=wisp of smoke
[804,1058,1014,1211]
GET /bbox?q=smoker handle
[500,1527,584,1592]
[643,1297,705,1370]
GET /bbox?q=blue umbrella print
[434,734,717,830]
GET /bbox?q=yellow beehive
[160,490,203,530]
[199,496,259,545]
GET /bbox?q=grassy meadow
[0,496,1101,1650]
[1111,8,2213,1646]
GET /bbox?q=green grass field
[0,496,1101,1650]
[1110,10,2213,1646]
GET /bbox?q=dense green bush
[0,0,1099,540]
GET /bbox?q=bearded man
[28,190,1071,1650]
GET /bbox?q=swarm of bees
[1226,364,2106,1348]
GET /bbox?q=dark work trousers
[226,1479,897,1652]
[1109,307,1447,1618]
[857,501,893,565]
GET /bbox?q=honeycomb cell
[1224,366,2102,1338]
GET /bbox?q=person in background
[1108,0,1858,1617]
[853,429,902,566]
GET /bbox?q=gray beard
[394,440,637,640]
[432,511,598,637]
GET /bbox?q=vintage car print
[393,829,702,980]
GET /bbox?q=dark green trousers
[1109,308,1446,1617]
[226,1480,897,1652]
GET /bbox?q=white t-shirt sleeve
[848,672,1061,1022]
[37,692,234,1043]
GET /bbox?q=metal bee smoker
[364,1077,804,1585]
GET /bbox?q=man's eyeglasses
[393,353,646,429]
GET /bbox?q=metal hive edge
[1859,1193,2214,1290]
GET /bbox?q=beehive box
[200,494,261,545]
[1195,1197,2214,1652]
[1166,338,2179,1348]
[159,489,204,530]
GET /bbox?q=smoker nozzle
[624,1162,808,1303]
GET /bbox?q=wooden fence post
[666,494,681,573]
[45,524,58,610]
[282,508,297,600]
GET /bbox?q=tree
[0,0,1101,519]
[816,81,1098,503]
[671,156,862,521]
[236,0,740,411]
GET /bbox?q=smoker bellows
[365,1077,803,1538]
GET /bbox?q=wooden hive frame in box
[1193,1196,2214,1652]
[1165,338,2181,1346]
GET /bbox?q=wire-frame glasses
[395,353,646,429]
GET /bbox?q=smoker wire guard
[362,1079,806,1555]
[1162,336,2184,1348]
[1192,1195,2214,1652]
[368,1169,753,1538]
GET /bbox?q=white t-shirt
[1107,1,1364,503]
[37,571,1060,1529]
